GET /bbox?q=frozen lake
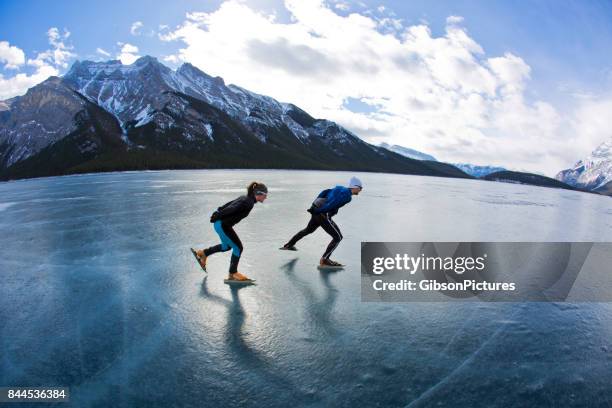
[1,169,612,407]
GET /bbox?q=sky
[1,0,612,175]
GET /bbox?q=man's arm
[314,188,350,214]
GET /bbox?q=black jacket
[210,195,256,226]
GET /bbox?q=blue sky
[1,0,612,174]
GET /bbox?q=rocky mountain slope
[0,56,470,181]
[556,138,612,190]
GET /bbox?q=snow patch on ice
[0,202,16,211]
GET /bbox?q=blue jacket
[313,186,352,214]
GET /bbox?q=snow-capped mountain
[451,164,506,178]
[0,56,470,180]
[0,76,123,169]
[379,142,505,177]
[556,138,612,190]
[379,143,437,161]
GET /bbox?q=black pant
[286,213,343,259]
[204,222,243,273]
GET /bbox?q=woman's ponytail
[247,182,258,197]
[247,181,268,197]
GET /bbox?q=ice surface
[1,170,612,407]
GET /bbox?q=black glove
[307,207,314,214]
[210,211,221,223]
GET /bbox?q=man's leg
[285,215,321,247]
[320,214,342,261]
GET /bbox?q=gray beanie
[348,176,363,189]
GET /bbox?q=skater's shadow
[281,259,341,337]
[199,277,307,401]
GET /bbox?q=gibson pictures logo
[361,242,612,302]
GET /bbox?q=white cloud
[0,41,26,69]
[96,47,111,57]
[560,97,612,167]
[0,27,75,100]
[334,2,349,11]
[116,43,140,64]
[159,0,588,174]
[446,15,464,25]
[131,21,144,35]
[28,27,75,69]
[163,54,181,64]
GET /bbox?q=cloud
[159,0,587,173]
[0,41,26,69]
[96,47,111,57]
[28,27,75,69]
[0,27,75,100]
[561,97,612,166]
[334,2,349,11]
[446,15,464,25]
[131,21,144,36]
[246,38,340,78]
[116,43,140,64]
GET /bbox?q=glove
[210,211,221,223]
[307,207,314,214]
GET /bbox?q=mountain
[378,142,504,177]
[379,143,436,161]
[483,170,587,192]
[0,77,125,179]
[556,138,612,190]
[0,56,472,181]
[451,164,506,178]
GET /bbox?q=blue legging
[204,221,243,273]
[213,220,242,256]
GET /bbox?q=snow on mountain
[61,56,357,146]
[63,57,175,126]
[0,56,475,181]
[0,77,89,167]
[451,163,506,178]
[379,143,436,161]
[556,137,612,190]
[379,142,504,177]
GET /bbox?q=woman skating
[192,181,268,282]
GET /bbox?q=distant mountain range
[378,143,505,177]
[0,56,469,181]
[451,163,507,178]
[0,55,608,197]
[483,170,587,192]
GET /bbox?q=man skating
[281,177,363,268]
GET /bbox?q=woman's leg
[285,215,321,247]
[215,222,244,274]
[202,221,232,256]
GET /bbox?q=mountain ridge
[0,56,471,181]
